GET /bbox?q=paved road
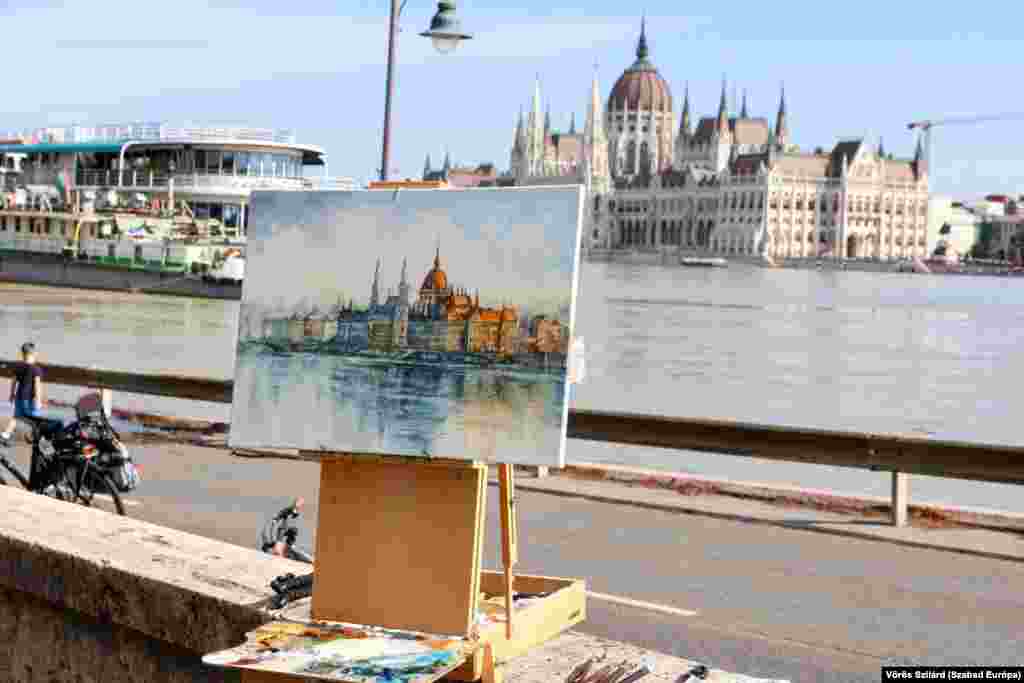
[5,439,1023,682]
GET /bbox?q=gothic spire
[717,76,729,132]
[423,153,432,179]
[878,137,886,158]
[400,257,408,286]
[679,82,691,137]
[442,150,451,174]
[569,112,576,135]
[740,89,749,118]
[636,14,649,62]
[775,83,789,147]
[513,108,524,152]
[434,237,441,269]
[544,107,551,138]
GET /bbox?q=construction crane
[908,113,1024,167]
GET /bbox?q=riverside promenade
[3,435,1022,682]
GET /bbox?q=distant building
[422,153,499,188]
[501,19,930,261]
[927,197,981,258]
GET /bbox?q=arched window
[626,141,637,172]
[638,142,650,173]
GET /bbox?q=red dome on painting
[607,19,673,113]
[421,247,448,291]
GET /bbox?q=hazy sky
[3,1,1022,198]
[242,187,581,315]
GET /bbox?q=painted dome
[421,248,448,291]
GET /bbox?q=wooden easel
[228,451,586,683]
[238,453,515,683]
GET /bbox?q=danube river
[1,262,1022,511]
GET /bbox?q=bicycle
[0,414,127,516]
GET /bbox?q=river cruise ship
[0,122,355,291]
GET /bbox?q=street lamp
[379,0,473,182]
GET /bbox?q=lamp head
[419,0,472,55]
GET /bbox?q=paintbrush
[566,657,597,683]
[617,662,653,683]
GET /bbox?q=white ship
[0,122,355,290]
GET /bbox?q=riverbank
[0,251,241,300]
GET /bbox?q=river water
[1,262,1022,512]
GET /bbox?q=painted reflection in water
[232,353,566,463]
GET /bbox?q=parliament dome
[607,19,673,113]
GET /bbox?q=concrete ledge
[0,484,306,654]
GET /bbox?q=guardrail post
[517,465,549,479]
[891,470,909,527]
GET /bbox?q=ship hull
[0,251,241,300]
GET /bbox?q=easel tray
[450,570,586,681]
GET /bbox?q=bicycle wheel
[0,454,32,489]
[63,461,126,516]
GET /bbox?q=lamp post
[379,0,472,182]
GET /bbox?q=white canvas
[229,186,584,467]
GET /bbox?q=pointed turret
[717,77,729,132]
[422,154,432,179]
[878,137,886,158]
[442,150,451,175]
[544,107,551,139]
[583,67,610,194]
[527,75,544,175]
[740,89,749,119]
[569,113,576,135]
[434,241,441,270]
[679,82,691,137]
[636,14,649,62]
[774,83,789,148]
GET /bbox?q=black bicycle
[0,398,136,516]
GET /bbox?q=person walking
[1,342,45,445]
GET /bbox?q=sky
[241,187,581,315]
[3,1,1023,198]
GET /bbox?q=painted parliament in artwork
[249,247,568,357]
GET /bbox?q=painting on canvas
[229,186,584,467]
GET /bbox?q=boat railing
[75,170,355,192]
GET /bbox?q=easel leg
[481,643,505,683]
[498,463,518,640]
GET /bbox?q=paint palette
[202,620,473,683]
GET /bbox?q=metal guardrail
[2,361,1022,491]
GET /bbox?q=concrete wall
[0,484,309,683]
[0,252,241,300]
